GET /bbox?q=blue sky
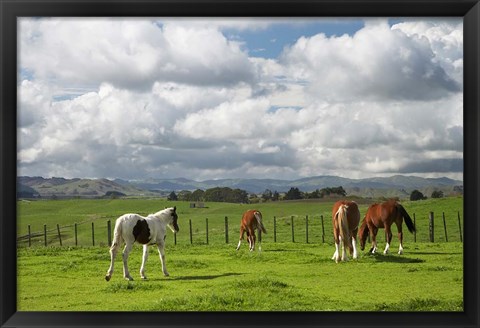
[18,18,463,181]
[224,19,366,59]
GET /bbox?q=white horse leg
[398,243,404,255]
[122,243,134,281]
[352,237,358,259]
[157,242,169,277]
[383,242,390,254]
[341,236,348,262]
[236,239,242,250]
[332,240,341,263]
[140,244,149,279]
[105,242,120,281]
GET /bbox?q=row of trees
[410,189,445,201]
[168,186,347,204]
[170,187,449,203]
[168,187,249,203]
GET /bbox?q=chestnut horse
[236,209,267,251]
[331,200,361,263]
[358,199,415,255]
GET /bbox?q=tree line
[167,186,347,204]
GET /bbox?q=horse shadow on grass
[365,253,425,264]
[165,272,244,281]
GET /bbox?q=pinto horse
[358,200,415,255]
[236,209,267,251]
[105,207,179,281]
[331,200,361,263]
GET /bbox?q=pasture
[16,197,463,311]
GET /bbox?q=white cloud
[279,19,460,102]
[17,18,463,181]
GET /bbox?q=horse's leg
[383,225,393,254]
[258,229,262,252]
[105,242,121,281]
[352,233,358,259]
[140,244,149,279]
[369,227,378,254]
[156,242,169,277]
[246,229,254,251]
[340,236,348,262]
[251,233,256,252]
[332,228,340,262]
[122,242,134,281]
[236,226,245,250]
[396,222,404,254]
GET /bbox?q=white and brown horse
[236,209,267,251]
[358,199,415,255]
[331,200,360,263]
[105,207,179,281]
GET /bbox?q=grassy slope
[17,242,463,311]
[17,197,464,247]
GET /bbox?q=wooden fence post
[206,218,209,245]
[429,212,434,242]
[273,216,277,242]
[291,216,295,243]
[107,220,112,247]
[91,222,95,246]
[189,219,193,244]
[442,212,448,242]
[305,215,309,243]
[321,215,325,243]
[75,223,78,246]
[457,211,463,242]
[28,225,31,247]
[57,224,62,246]
[225,216,229,244]
[413,213,416,243]
[44,224,47,247]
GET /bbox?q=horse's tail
[254,211,267,234]
[110,217,124,249]
[397,204,416,233]
[336,204,352,250]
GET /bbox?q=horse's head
[358,218,369,250]
[167,206,179,234]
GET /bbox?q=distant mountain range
[18,175,463,199]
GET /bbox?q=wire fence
[17,210,463,248]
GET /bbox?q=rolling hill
[17,174,462,199]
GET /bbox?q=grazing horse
[358,200,415,255]
[105,207,179,281]
[236,209,267,251]
[331,200,361,263]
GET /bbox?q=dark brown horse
[358,199,415,255]
[331,200,360,263]
[236,209,267,252]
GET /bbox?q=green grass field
[17,242,463,311]
[16,197,464,311]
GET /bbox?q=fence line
[17,210,463,247]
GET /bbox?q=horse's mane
[152,207,174,218]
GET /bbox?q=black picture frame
[1,0,479,327]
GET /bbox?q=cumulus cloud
[279,19,460,102]
[19,18,256,92]
[17,18,463,181]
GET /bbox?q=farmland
[16,197,463,311]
